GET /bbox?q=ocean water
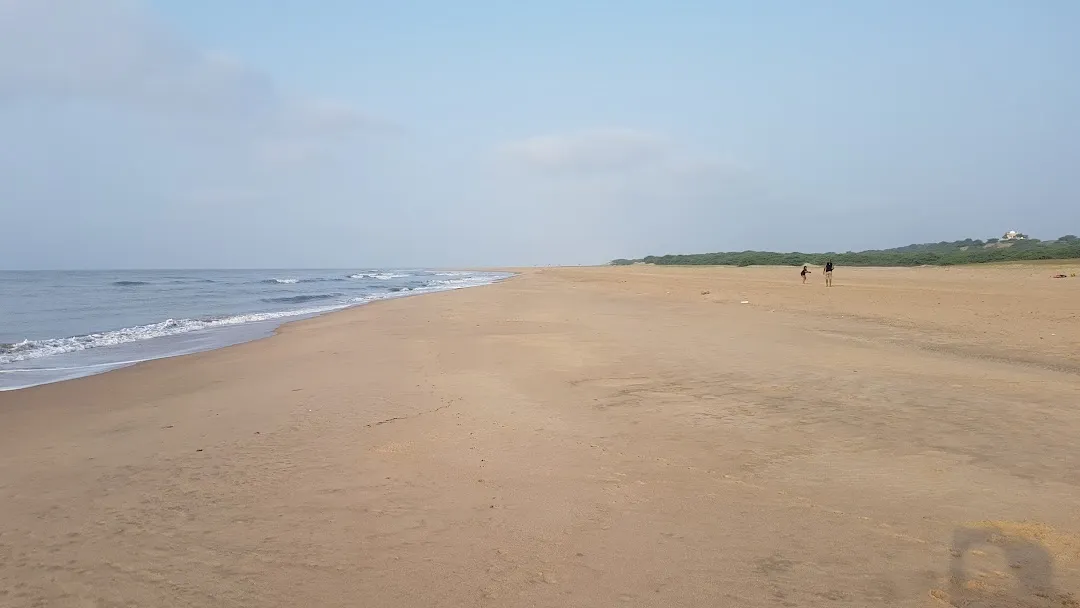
[0,269,509,391]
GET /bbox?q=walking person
[824,260,834,287]
[801,265,811,284]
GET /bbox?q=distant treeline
[612,235,1080,267]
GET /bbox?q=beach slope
[2,265,1080,607]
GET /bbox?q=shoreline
[0,272,515,405]
[0,270,516,392]
[2,265,1078,606]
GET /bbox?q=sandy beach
[2,264,1080,608]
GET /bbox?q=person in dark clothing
[824,261,834,287]
[801,265,811,284]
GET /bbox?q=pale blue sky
[1,1,1077,268]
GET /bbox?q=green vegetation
[616,235,1080,267]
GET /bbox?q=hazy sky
[1,1,1077,269]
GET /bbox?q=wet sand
[2,264,1080,607]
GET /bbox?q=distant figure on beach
[801,265,811,284]
[824,261,834,287]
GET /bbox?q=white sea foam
[1,271,511,368]
[265,278,300,284]
[0,303,349,365]
[424,275,499,288]
[347,272,410,280]
[0,360,151,373]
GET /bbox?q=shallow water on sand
[0,269,509,390]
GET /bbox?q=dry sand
[2,264,1080,607]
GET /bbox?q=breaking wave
[263,277,347,284]
[261,293,343,304]
[2,271,513,372]
[0,304,349,365]
[347,272,410,280]
[422,275,503,289]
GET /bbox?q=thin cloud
[500,128,670,175]
[497,128,756,197]
[0,0,392,166]
[0,0,268,113]
[487,128,789,261]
